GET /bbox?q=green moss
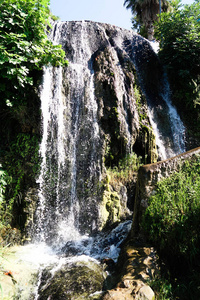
[142,126,158,164]
[107,152,142,185]
[39,261,105,300]
[99,174,121,230]
[134,81,158,164]
[134,85,148,123]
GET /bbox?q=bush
[107,152,142,185]
[155,0,200,111]
[142,155,200,298]
[142,155,200,266]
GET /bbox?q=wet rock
[37,259,106,300]
[103,238,158,300]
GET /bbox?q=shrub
[142,155,200,267]
[107,152,142,185]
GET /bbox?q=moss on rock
[38,260,106,300]
[99,174,123,230]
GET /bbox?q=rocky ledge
[103,237,157,300]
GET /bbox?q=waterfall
[0,21,188,300]
[22,21,187,299]
[34,20,186,247]
[160,74,186,158]
[35,23,103,247]
[148,75,186,160]
[131,35,186,160]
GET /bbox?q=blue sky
[50,0,195,30]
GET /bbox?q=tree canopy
[155,0,200,110]
[124,0,170,40]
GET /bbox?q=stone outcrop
[131,146,200,235]
[103,238,157,300]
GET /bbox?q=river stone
[103,288,134,300]
[136,285,155,300]
[37,259,106,300]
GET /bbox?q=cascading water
[35,22,104,246]
[158,74,186,159]
[30,21,135,299]
[131,35,186,160]
[133,37,186,160]
[148,75,186,160]
[34,20,142,248]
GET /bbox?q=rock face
[31,20,163,242]
[132,146,200,235]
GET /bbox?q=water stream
[148,75,186,160]
[133,36,186,160]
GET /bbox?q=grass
[107,152,142,185]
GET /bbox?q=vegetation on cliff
[0,0,67,240]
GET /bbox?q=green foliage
[0,133,40,237]
[4,133,40,205]
[142,155,200,265]
[107,152,142,184]
[154,0,200,111]
[124,0,170,39]
[142,155,200,298]
[0,0,67,107]
[0,166,22,246]
[149,275,173,300]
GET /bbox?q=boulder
[136,285,155,300]
[37,258,106,300]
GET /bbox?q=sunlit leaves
[0,0,67,106]
[154,0,200,109]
